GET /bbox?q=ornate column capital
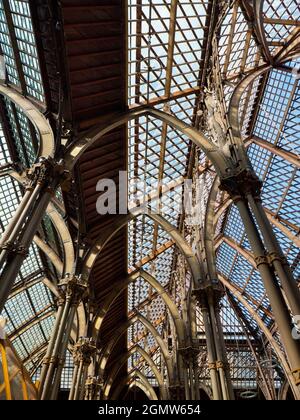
[73,337,97,366]
[291,368,300,386]
[193,284,224,309]
[26,157,71,192]
[0,241,29,257]
[219,169,262,201]
[178,346,200,368]
[58,274,88,304]
[85,375,103,399]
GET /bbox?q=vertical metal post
[236,199,300,383]
[68,361,80,401]
[79,365,89,400]
[49,305,77,400]
[38,300,65,397]
[189,359,195,400]
[68,337,96,400]
[208,299,229,400]
[0,188,34,266]
[214,304,235,400]
[201,305,222,400]
[73,359,84,400]
[0,189,53,311]
[40,295,72,399]
[178,352,190,400]
[193,357,200,400]
[247,194,300,317]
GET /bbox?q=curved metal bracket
[92,269,187,349]
[0,84,55,160]
[111,370,159,400]
[103,345,166,400]
[83,211,202,290]
[64,107,233,178]
[97,313,173,385]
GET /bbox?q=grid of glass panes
[127,94,196,283]
[228,350,258,389]
[128,0,171,104]
[143,245,174,287]
[0,0,19,85]
[9,0,44,101]
[254,69,296,144]
[0,175,21,233]
[170,0,207,93]
[15,105,37,164]
[219,296,244,338]
[128,0,207,104]
[60,350,74,390]
[277,80,300,155]
[0,122,11,165]
[26,314,55,375]
[2,282,53,330]
[219,5,252,77]
[3,98,38,166]
[15,244,43,285]
[263,0,299,47]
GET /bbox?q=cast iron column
[247,194,300,317]
[39,275,88,400]
[220,171,300,393]
[0,158,69,312]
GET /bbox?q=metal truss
[0,0,300,401]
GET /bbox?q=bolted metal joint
[42,356,51,366]
[0,241,29,257]
[26,157,71,192]
[255,255,269,269]
[49,355,59,366]
[268,252,287,266]
[291,368,300,386]
[219,169,262,201]
[58,274,88,303]
[208,362,217,371]
[73,337,97,366]
[216,360,230,371]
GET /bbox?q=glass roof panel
[0,0,44,101]
[0,0,299,389]
[0,0,59,373]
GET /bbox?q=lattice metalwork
[60,350,74,390]
[0,0,299,397]
[0,0,44,101]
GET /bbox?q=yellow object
[0,339,37,400]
